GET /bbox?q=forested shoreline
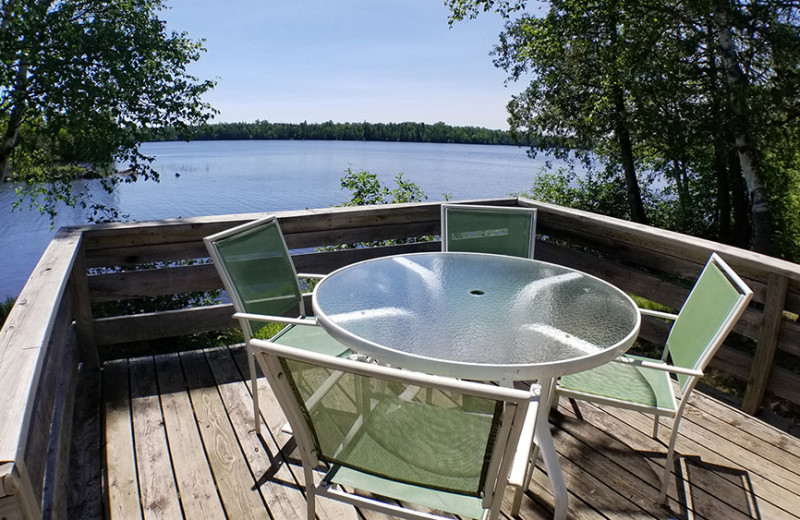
[152,120,551,147]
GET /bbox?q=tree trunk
[729,146,751,248]
[612,86,648,224]
[715,2,770,252]
[714,138,732,242]
[0,112,22,182]
[0,62,29,182]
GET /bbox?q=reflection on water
[0,140,558,298]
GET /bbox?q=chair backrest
[666,253,753,392]
[251,338,530,511]
[441,203,537,258]
[204,216,304,339]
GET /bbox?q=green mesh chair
[250,339,538,520]
[556,253,753,502]
[441,203,537,258]
[204,216,350,434]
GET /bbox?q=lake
[0,139,555,299]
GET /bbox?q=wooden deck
[68,344,800,520]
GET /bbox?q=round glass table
[313,252,640,382]
[312,252,641,520]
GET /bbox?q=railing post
[742,273,788,414]
[70,239,98,368]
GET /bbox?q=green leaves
[337,167,428,207]
[1,0,216,222]
[450,0,800,257]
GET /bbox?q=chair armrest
[508,394,540,487]
[297,272,327,280]
[233,312,318,327]
[639,308,679,321]
[612,356,704,377]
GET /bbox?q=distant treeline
[152,120,553,147]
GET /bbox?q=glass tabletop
[313,252,641,381]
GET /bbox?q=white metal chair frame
[204,216,330,434]
[440,203,538,259]
[554,253,753,503]
[251,339,540,520]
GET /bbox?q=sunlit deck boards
[81,345,800,520]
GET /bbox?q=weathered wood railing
[1,197,799,519]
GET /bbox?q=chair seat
[321,395,494,519]
[558,354,678,416]
[325,465,485,520]
[272,320,351,357]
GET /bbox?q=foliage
[0,297,14,329]
[336,167,428,208]
[153,119,543,147]
[447,0,800,260]
[330,167,432,248]
[0,0,216,223]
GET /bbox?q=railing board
[66,366,102,520]
[291,240,440,274]
[84,242,210,268]
[70,247,98,367]
[93,304,237,347]
[0,229,81,462]
[744,274,790,413]
[0,228,82,520]
[24,295,74,509]
[525,198,800,284]
[282,220,438,249]
[78,200,455,252]
[41,324,79,520]
[87,263,221,302]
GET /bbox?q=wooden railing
[1,197,799,519]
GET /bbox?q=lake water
[0,139,554,299]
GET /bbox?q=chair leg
[510,443,539,516]
[248,344,261,434]
[304,465,316,520]
[660,415,684,503]
[652,415,660,439]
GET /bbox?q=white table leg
[536,377,567,520]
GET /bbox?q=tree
[1,0,215,219]
[448,0,800,256]
[450,0,656,224]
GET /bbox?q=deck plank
[615,402,800,514]
[153,353,227,520]
[553,405,755,520]
[179,349,271,520]
[103,359,142,519]
[204,346,314,520]
[564,399,799,520]
[228,344,364,520]
[96,345,800,520]
[129,357,183,519]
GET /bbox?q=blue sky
[160,0,523,130]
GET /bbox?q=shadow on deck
[67,344,800,520]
